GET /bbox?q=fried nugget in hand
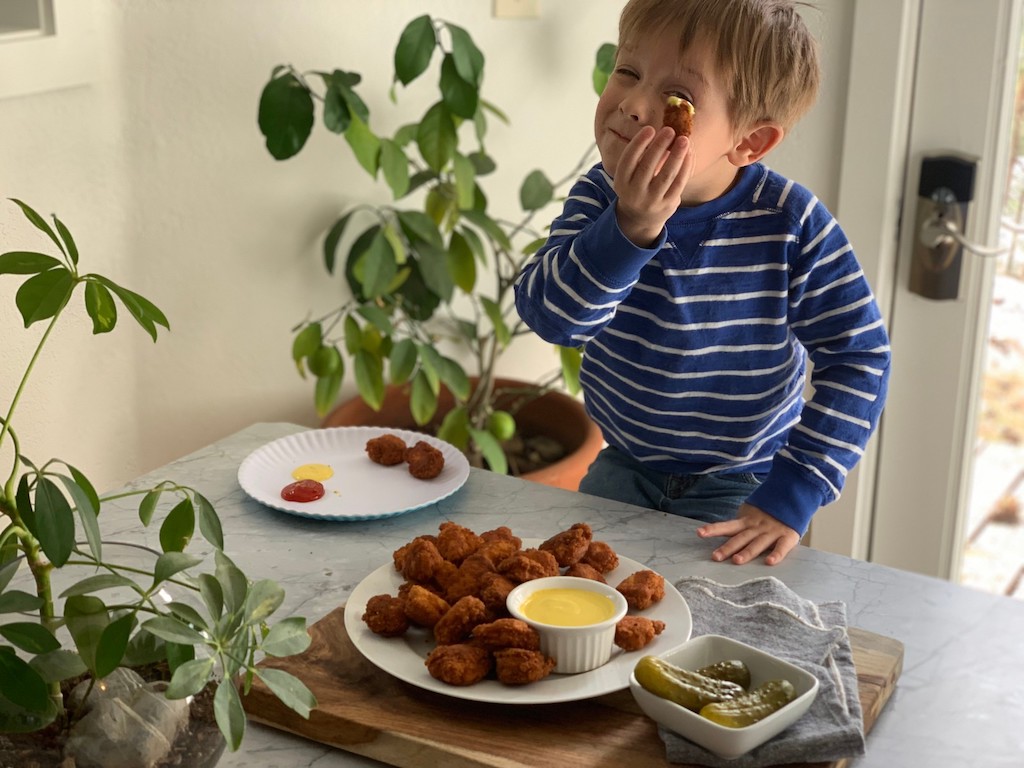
[365,433,407,466]
[425,643,493,686]
[403,584,451,628]
[539,522,593,567]
[405,440,445,479]
[614,615,666,651]
[616,569,666,610]
[494,648,557,685]
[436,521,483,564]
[471,618,541,651]
[581,540,619,573]
[498,548,559,582]
[433,595,489,645]
[361,594,409,638]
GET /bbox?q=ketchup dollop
[281,478,326,502]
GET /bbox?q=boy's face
[595,30,747,205]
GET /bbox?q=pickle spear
[699,679,797,727]
[634,656,745,712]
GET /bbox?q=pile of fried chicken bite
[361,521,667,687]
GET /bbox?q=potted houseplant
[0,199,316,765]
[257,15,613,483]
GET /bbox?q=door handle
[908,152,1002,300]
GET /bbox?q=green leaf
[84,279,117,334]
[140,616,206,645]
[452,153,476,211]
[359,229,398,299]
[15,267,74,328]
[353,349,385,411]
[0,590,43,614]
[445,22,484,87]
[254,668,317,719]
[64,595,110,672]
[447,230,476,293]
[396,210,444,251]
[9,199,66,258]
[0,622,60,654]
[167,601,208,633]
[165,640,195,674]
[394,14,436,86]
[52,215,79,265]
[138,486,163,526]
[322,212,353,274]
[415,241,455,303]
[344,113,381,177]
[94,614,133,678]
[458,225,486,263]
[59,573,139,598]
[29,649,87,683]
[380,139,410,199]
[261,617,312,657]
[30,477,74,567]
[439,53,477,119]
[355,303,394,335]
[159,498,195,553]
[197,573,224,620]
[409,370,438,426]
[194,492,224,550]
[93,275,170,342]
[314,372,343,418]
[593,42,617,96]
[215,551,248,614]
[416,102,457,173]
[0,648,51,712]
[322,77,352,134]
[214,678,246,751]
[0,251,62,275]
[437,406,470,451]
[416,344,443,394]
[153,551,204,588]
[58,472,101,561]
[461,209,513,252]
[559,345,583,395]
[467,151,496,176]
[469,427,508,475]
[258,71,315,160]
[167,657,215,699]
[243,580,285,625]
[438,357,470,401]
[480,297,511,348]
[291,322,322,376]
[520,169,555,211]
[388,338,417,385]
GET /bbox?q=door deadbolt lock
[909,152,1004,301]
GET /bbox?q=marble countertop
[102,423,1024,767]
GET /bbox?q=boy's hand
[696,504,800,566]
[613,125,691,247]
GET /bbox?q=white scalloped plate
[237,427,470,521]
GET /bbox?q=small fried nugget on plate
[494,648,557,685]
[425,643,493,686]
[614,615,666,651]
[564,562,607,583]
[365,433,407,465]
[581,540,619,573]
[616,569,666,610]
[402,584,451,628]
[405,440,445,479]
[539,522,593,567]
[433,595,489,645]
[436,521,483,564]
[470,618,541,651]
[361,593,409,638]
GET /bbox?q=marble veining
[98,423,1024,767]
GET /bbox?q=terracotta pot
[322,378,604,492]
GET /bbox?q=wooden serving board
[241,606,903,768]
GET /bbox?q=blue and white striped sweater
[514,162,891,534]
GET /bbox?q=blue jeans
[578,446,766,524]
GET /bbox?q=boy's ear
[729,123,785,166]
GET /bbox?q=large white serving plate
[343,546,692,704]
[237,427,470,521]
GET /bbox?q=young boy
[514,0,891,566]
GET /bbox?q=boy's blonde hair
[618,0,820,131]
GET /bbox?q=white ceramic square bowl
[628,634,819,759]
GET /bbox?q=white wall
[0,0,853,494]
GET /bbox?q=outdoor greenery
[0,200,315,751]
[258,16,616,473]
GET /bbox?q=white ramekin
[506,575,628,674]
